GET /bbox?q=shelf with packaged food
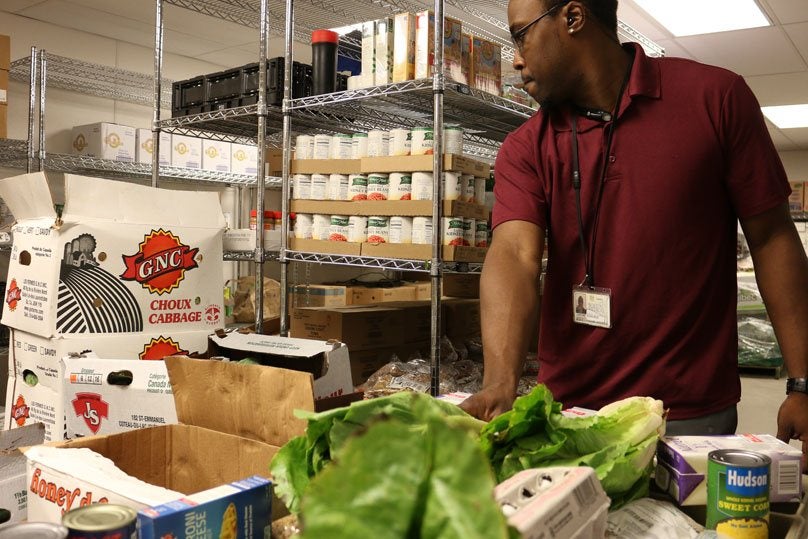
[283,249,482,273]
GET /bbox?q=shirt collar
[548,42,661,133]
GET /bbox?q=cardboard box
[0,173,226,338]
[25,355,317,523]
[442,272,479,298]
[170,134,202,169]
[207,333,354,399]
[5,328,210,441]
[362,20,376,84]
[0,424,45,527]
[415,11,463,83]
[291,159,362,175]
[71,122,136,162]
[231,143,259,175]
[63,356,177,439]
[0,68,8,105]
[265,148,284,176]
[471,37,502,95]
[461,33,472,87]
[375,18,394,86]
[202,139,232,173]
[443,298,480,339]
[288,238,363,256]
[655,434,803,505]
[135,129,171,166]
[393,12,416,82]
[790,182,805,212]
[404,281,432,301]
[350,285,417,305]
[290,199,489,220]
[289,284,350,308]
[0,35,9,71]
[361,153,490,176]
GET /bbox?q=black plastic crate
[337,73,348,92]
[242,58,313,103]
[206,67,243,102]
[177,75,207,107]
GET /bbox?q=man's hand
[459,383,517,421]
[776,392,808,473]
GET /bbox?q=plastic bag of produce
[737,316,783,367]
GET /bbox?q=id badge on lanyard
[572,285,612,329]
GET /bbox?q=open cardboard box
[0,424,45,526]
[25,356,318,525]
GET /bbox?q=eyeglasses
[510,0,571,52]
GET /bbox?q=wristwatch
[785,377,808,395]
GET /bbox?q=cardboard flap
[0,172,57,221]
[209,332,341,358]
[165,356,314,447]
[63,174,226,228]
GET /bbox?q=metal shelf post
[152,0,165,188]
[279,0,295,337]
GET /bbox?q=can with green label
[706,449,770,537]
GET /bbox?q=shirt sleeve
[491,124,547,231]
[721,75,791,219]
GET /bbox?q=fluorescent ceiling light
[762,105,808,129]
[633,0,769,37]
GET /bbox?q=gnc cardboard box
[0,424,45,527]
[415,11,463,83]
[231,143,258,175]
[202,139,232,173]
[170,134,202,169]
[4,328,209,441]
[71,122,136,162]
[62,356,177,439]
[135,129,171,166]
[25,355,316,523]
[0,173,226,338]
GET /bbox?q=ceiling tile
[0,0,48,12]
[763,0,808,25]
[783,22,808,63]
[745,72,808,105]
[767,127,799,151]
[675,26,804,76]
[781,127,808,148]
[617,1,673,42]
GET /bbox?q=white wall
[781,151,808,181]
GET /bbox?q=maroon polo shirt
[492,43,790,420]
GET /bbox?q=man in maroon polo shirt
[460,0,808,464]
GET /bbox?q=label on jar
[367,216,390,244]
[328,174,349,201]
[367,173,390,200]
[348,174,368,201]
[389,172,413,200]
[312,214,331,240]
[331,133,353,159]
[412,171,433,200]
[443,171,461,201]
[443,217,465,246]
[292,173,312,200]
[412,216,434,244]
[329,215,350,242]
[367,130,390,157]
[389,128,411,156]
[348,216,368,242]
[463,218,476,247]
[294,213,313,239]
[295,135,313,159]
[411,127,434,155]
[475,220,489,248]
[389,216,413,244]
[313,134,332,159]
[462,174,476,203]
[352,133,369,159]
[444,126,463,155]
[474,177,486,207]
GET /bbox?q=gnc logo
[105,133,122,149]
[140,336,188,360]
[205,146,219,158]
[12,395,30,426]
[6,278,21,311]
[175,142,188,155]
[143,138,154,154]
[120,229,199,295]
[71,392,109,435]
[234,149,247,162]
[72,134,88,152]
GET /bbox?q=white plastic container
[410,127,434,155]
[352,133,369,158]
[412,171,433,200]
[294,213,313,239]
[443,217,465,246]
[462,174,476,203]
[389,216,413,244]
[474,177,487,206]
[331,133,353,159]
[327,173,350,201]
[367,216,390,244]
[295,134,313,159]
[348,215,368,242]
[367,130,390,157]
[367,173,390,200]
[463,218,476,247]
[292,173,312,200]
[389,128,411,156]
[475,221,489,248]
[389,172,413,200]
[412,216,434,244]
[310,173,329,200]
[312,214,331,240]
[329,215,350,242]
[313,134,332,159]
[348,174,368,201]
[444,126,463,155]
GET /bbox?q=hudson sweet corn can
[706,449,770,538]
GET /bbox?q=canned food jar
[444,126,463,155]
[0,522,69,538]
[367,173,390,200]
[310,173,329,200]
[348,216,368,242]
[474,176,486,206]
[313,134,332,159]
[462,174,476,203]
[327,173,349,201]
[352,133,369,159]
[443,171,462,201]
[294,213,313,239]
[367,129,390,157]
[389,172,412,200]
[249,210,274,230]
[312,214,331,240]
[706,449,771,536]
[463,218,476,247]
[292,173,312,200]
[411,171,433,200]
[443,217,466,246]
[389,128,411,156]
[295,134,314,159]
[367,216,390,244]
[331,133,353,159]
[389,216,413,244]
[475,221,489,248]
[329,215,350,242]
[348,174,368,200]
[410,126,434,155]
[62,504,137,539]
[412,216,434,244]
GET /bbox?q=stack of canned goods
[294,125,464,160]
[1,504,137,539]
[411,171,486,202]
[292,173,369,201]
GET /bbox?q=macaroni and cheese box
[393,13,416,82]
[471,37,502,95]
[414,11,463,83]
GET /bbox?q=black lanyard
[571,57,634,288]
